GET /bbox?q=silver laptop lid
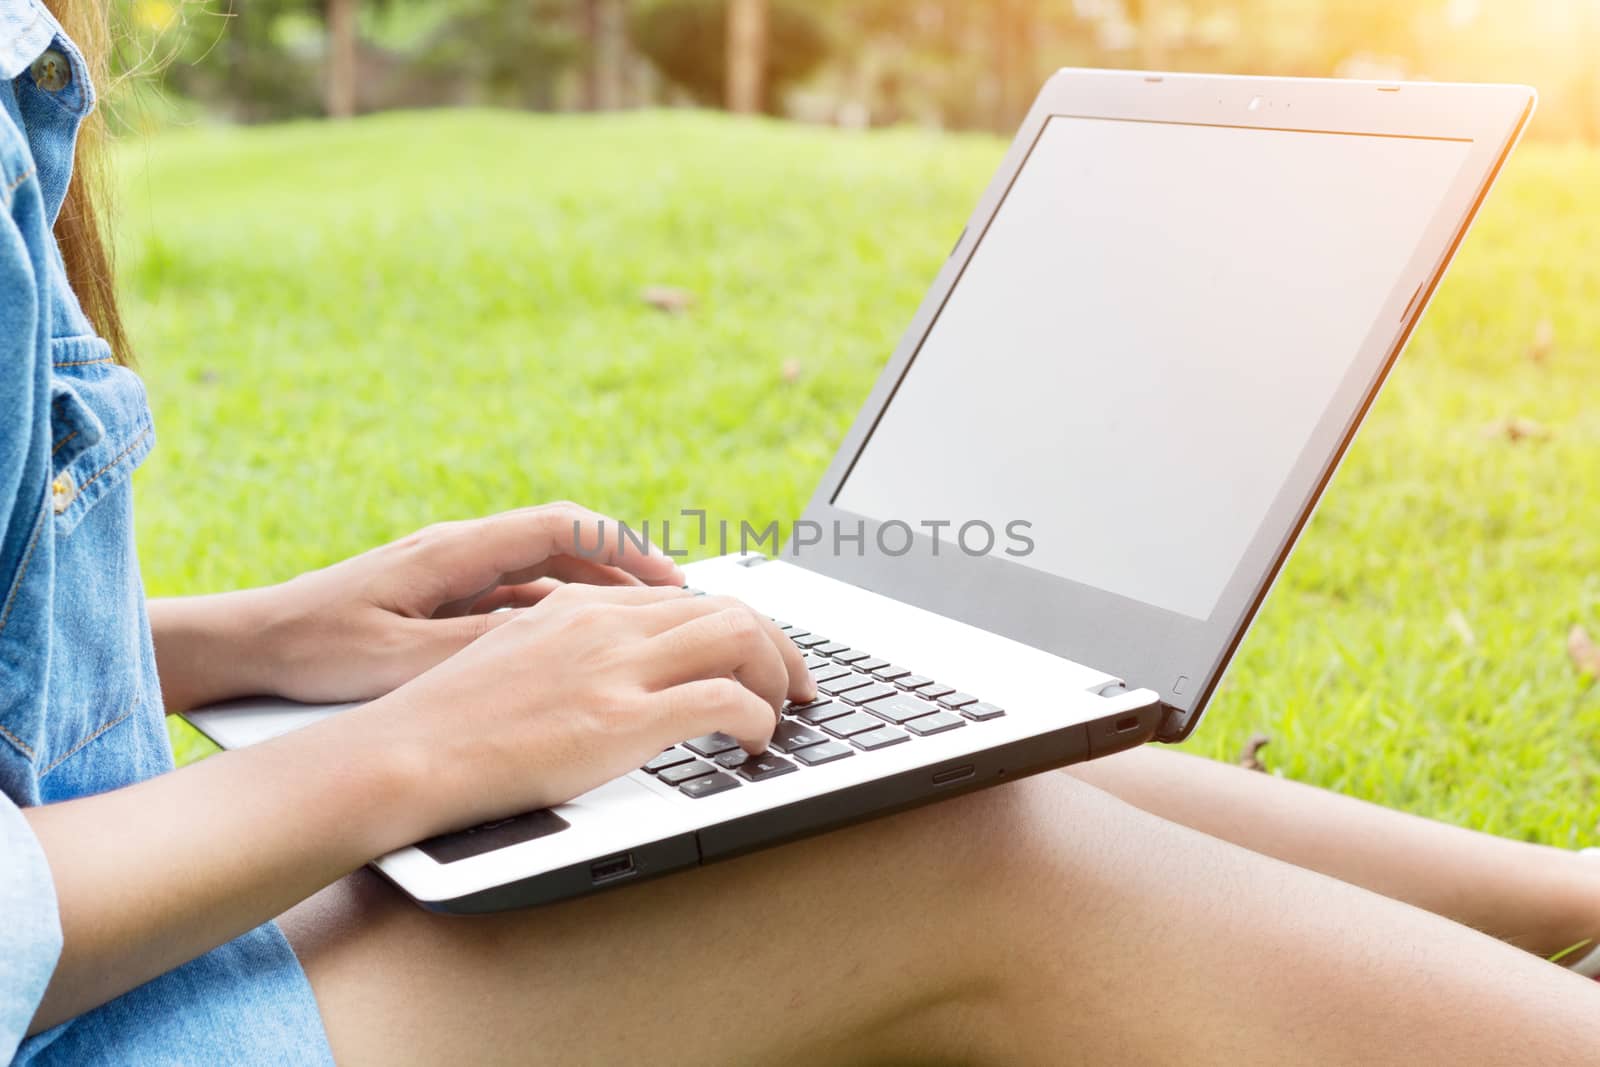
[796,69,1534,741]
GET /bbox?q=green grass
[118,110,1600,845]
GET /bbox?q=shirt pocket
[0,338,156,794]
[25,335,159,795]
[48,335,154,537]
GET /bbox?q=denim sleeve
[2,90,48,608]
[2,89,60,1061]
[0,794,61,1060]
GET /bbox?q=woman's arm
[25,707,408,1033]
[30,583,812,1035]
[148,502,687,713]
[147,590,285,712]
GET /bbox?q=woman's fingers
[423,585,689,660]
[634,606,793,716]
[406,502,685,611]
[650,678,779,755]
[631,596,813,704]
[460,578,565,615]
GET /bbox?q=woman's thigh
[280,777,1047,1067]
[280,767,1600,1067]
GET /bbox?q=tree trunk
[726,0,767,114]
[228,0,252,123]
[1586,0,1600,145]
[990,0,1034,131]
[580,0,625,111]
[325,0,358,118]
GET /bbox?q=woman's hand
[344,583,815,837]
[151,502,689,710]
[28,582,811,1031]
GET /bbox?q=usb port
[590,852,636,884]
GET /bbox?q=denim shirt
[2,7,161,1055]
[2,6,329,1063]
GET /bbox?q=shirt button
[51,473,76,514]
[30,50,72,93]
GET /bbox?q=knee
[895,769,1143,910]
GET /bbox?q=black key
[962,701,1006,721]
[794,740,854,766]
[792,634,830,649]
[843,682,900,706]
[871,664,911,681]
[905,711,966,736]
[898,675,933,691]
[937,692,978,709]
[684,732,741,757]
[771,722,828,753]
[644,748,695,774]
[833,649,871,664]
[852,725,909,751]
[714,748,752,770]
[795,700,852,725]
[918,684,956,700]
[658,760,717,785]
[810,662,853,684]
[854,658,890,673]
[822,711,884,738]
[867,691,941,724]
[680,771,740,799]
[736,753,798,782]
[819,673,874,696]
[813,641,850,656]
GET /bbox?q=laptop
[187,69,1535,913]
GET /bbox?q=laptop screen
[832,115,1472,621]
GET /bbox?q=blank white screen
[834,116,1471,619]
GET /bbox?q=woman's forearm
[148,589,289,712]
[23,706,425,1035]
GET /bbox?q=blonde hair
[44,0,131,364]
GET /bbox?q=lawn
[118,110,1600,845]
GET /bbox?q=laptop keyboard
[641,607,1007,800]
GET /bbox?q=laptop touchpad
[414,809,571,864]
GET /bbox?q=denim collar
[1,0,94,117]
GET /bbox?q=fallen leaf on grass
[1527,318,1555,363]
[1445,609,1476,647]
[1570,625,1600,679]
[1480,417,1552,443]
[1237,733,1271,772]
[642,285,695,314]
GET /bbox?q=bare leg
[1071,745,1600,956]
[282,771,1600,1066]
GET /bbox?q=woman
[5,2,1600,1063]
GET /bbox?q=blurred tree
[725,0,766,113]
[629,0,825,110]
[419,0,582,109]
[988,0,1038,129]
[113,0,1600,143]
[1125,0,1168,68]
[325,0,358,116]
[577,0,627,110]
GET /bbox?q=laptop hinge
[1154,701,1195,743]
